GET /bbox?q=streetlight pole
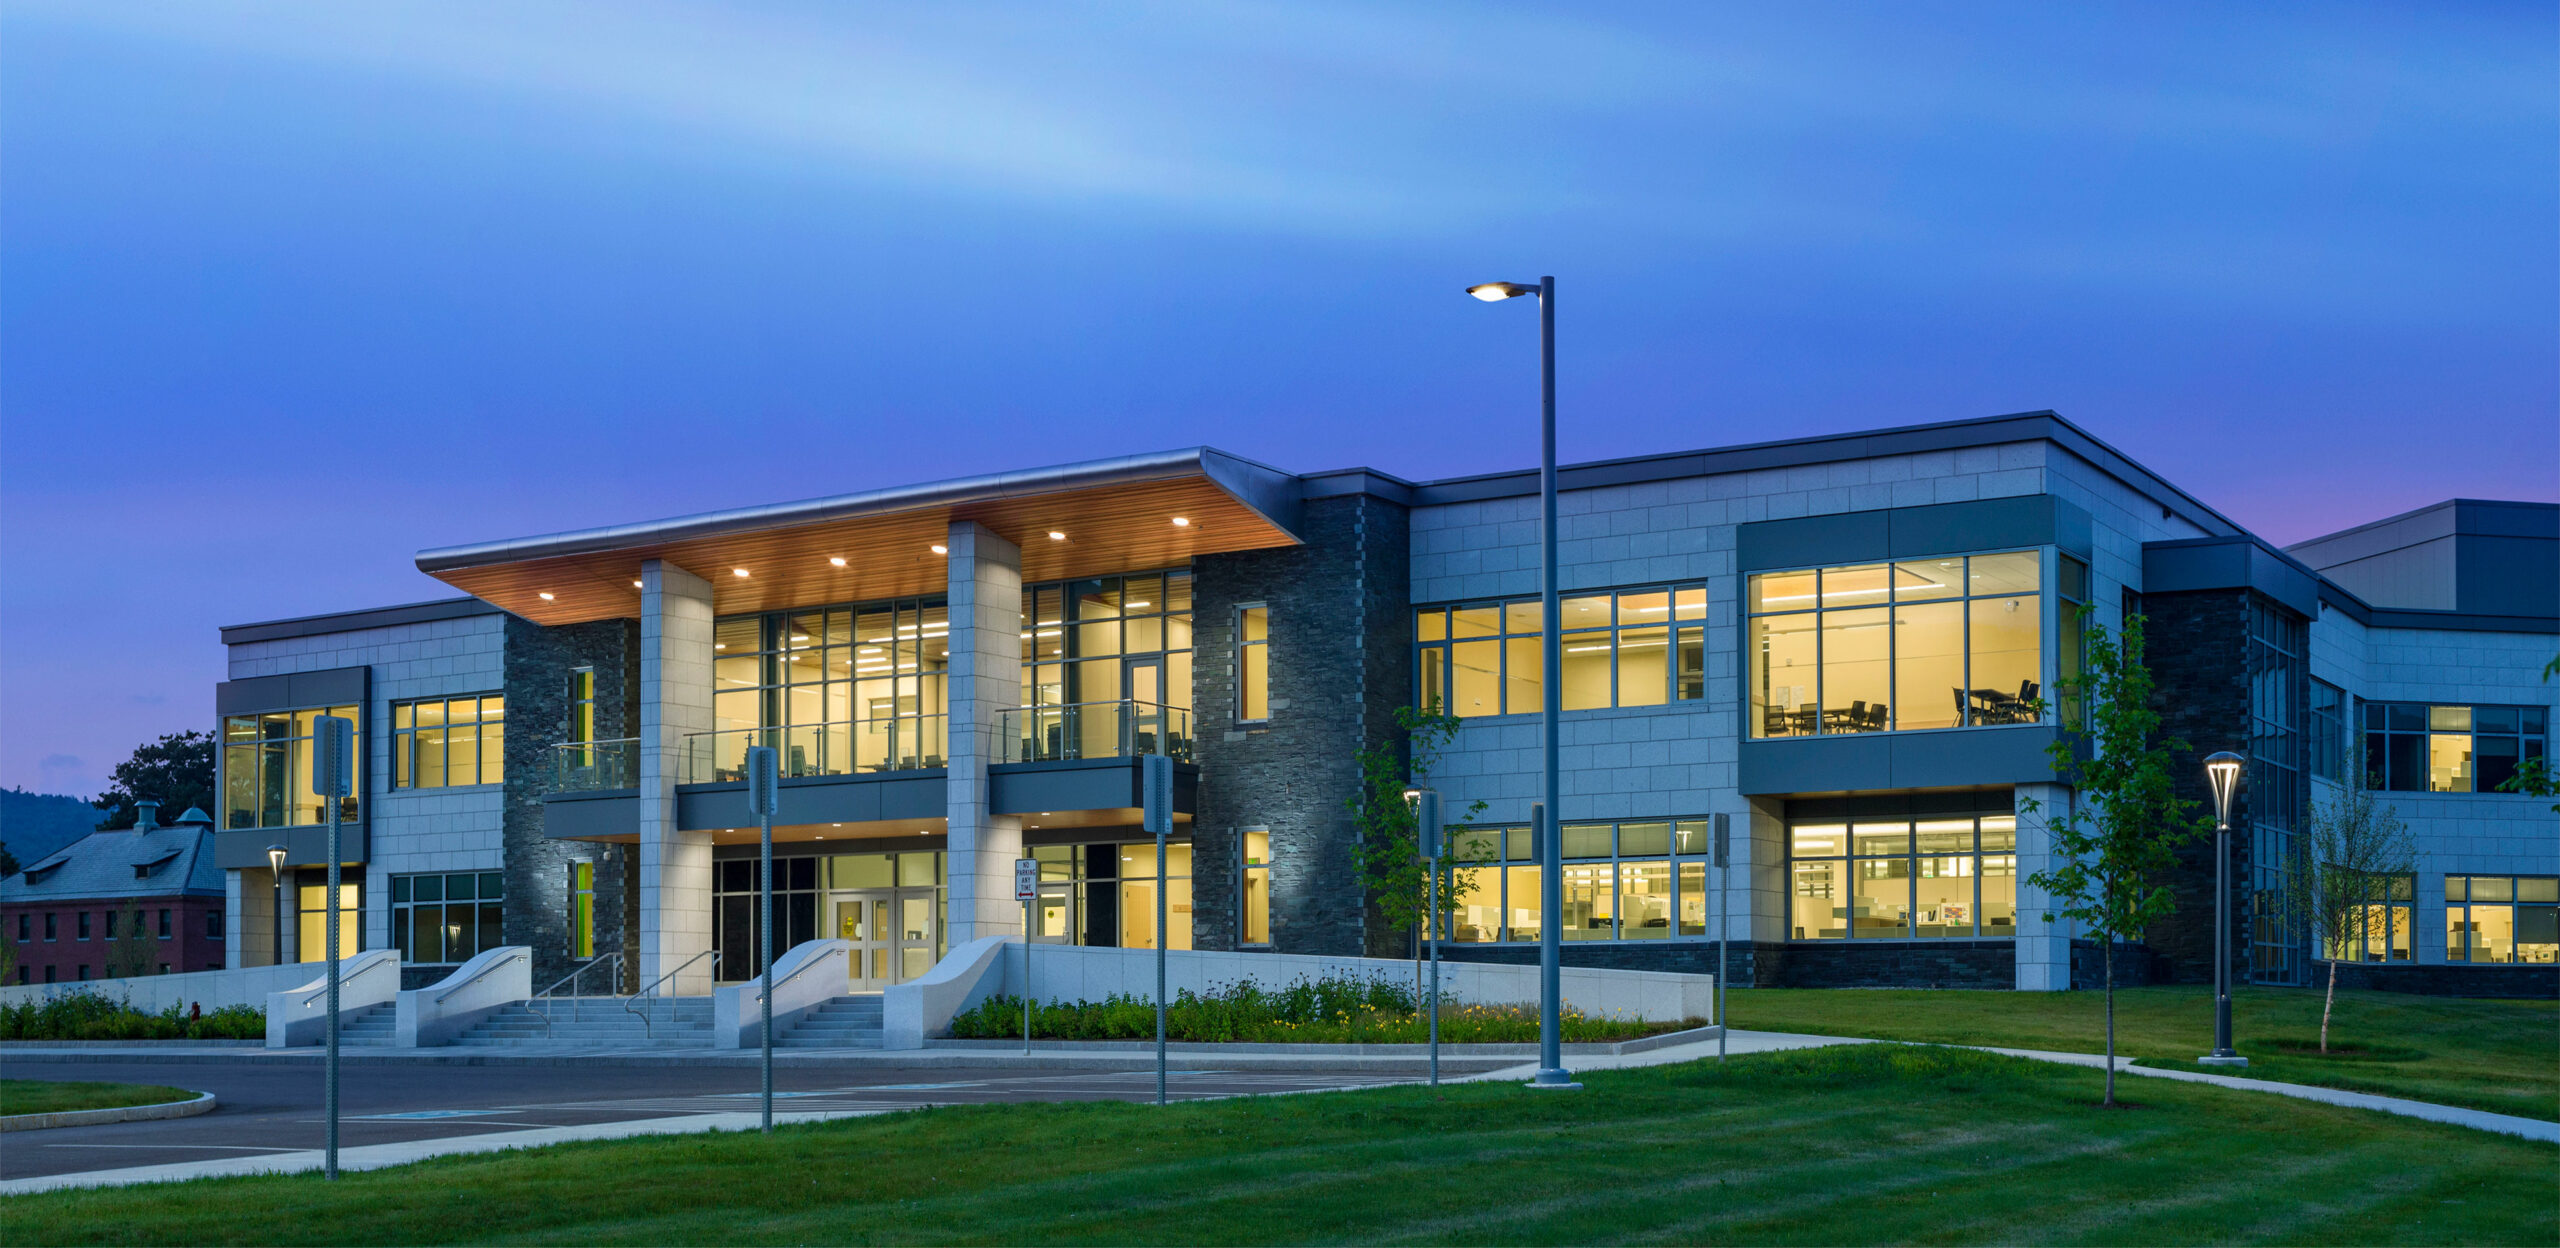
[1469,275,1576,1091]
[2201,751,2247,1068]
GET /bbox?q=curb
[0,1091,217,1133]
[0,1040,262,1050]
[928,1024,1723,1059]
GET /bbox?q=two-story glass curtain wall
[1748,552,2057,737]
[1019,571,1192,759]
[1415,586,1707,717]
[1787,813,2017,940]
[1442,818,1720,943]
[222,706,363,830]
[707,599,948,781]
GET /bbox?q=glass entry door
[832,888,939,990]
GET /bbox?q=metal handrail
[622,949,718,1037]
[527,952,622,1038]
[550,739,640,791]
[682,717,949,783]
[998,699,1193,763]
[431,948,530,1004]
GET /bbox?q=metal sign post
[311,715,353,1181]
[1141,753,1173,1107]
[1015,857,1039,1052]
[1406,787,1443,1087]
[746,745,780,1134]
[1713,813,1730,1063]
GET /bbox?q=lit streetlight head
[2203,751,2245,824]
[1467,281,1539,302]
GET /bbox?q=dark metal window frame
[1414,583,1710,719]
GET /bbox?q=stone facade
[500,615,640,990]
[1191,494,1411,957]
[2137,588,2261,988]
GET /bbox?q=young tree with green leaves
[2282,751,2414,1053]
[93,731,215,831]
[106,898,158,980]
[2022,606,2212,1107]
[1348,705,1488,993]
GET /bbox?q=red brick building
[1,803,226,986]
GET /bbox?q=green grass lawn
[1725,983,2559,1121]
[2,1046,2550,1246]
[0,1080,197,1116]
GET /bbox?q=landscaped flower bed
[0,991,263,1041]
[945,972,1697,1043]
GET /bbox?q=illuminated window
[1414,586,1705,718]
[1747,553,2044,738]
[1240,829,1272,945]
[2364,703,2548,793]
[391,695,506,789]
[220,706,363,829]
[1239,605,1270,722]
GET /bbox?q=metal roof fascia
[414,447,1284,575]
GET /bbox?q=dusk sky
[2,2,2552,799]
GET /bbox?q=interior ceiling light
[732,568,750,578]
[830,556,847,567]
[538,592,555,601]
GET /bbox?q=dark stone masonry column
[502,615,641,990]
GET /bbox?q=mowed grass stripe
[3,1046,2550,1247]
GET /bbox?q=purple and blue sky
[2,2,2552,798]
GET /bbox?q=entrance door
[1126,659,1164,756]
[833,888,940,990]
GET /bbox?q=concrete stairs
[777,995,884,1048]
[450,996,715,1048]
[333,1003,398,1047]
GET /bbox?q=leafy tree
[1347,705,1487,991]
[2022,606,2211,1107]
[0,842,17,876]
[93,731,216,830]
[2281,746,2413,1054]
[106,899,158,979]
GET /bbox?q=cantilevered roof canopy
[417,448,1303,626]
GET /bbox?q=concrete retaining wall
[0,958,371,1014]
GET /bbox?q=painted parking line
[349,1109,515,1120]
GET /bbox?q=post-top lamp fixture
[1467,281,1540,302]
[2203,752,2244,828]
[266,844,287,874]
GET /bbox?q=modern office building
[207,412,2557,996]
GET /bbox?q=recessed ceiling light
[1047,531,1066,541]
[930,544,947,555]
[832,823,842,827]
[633,580,644,589]
[538,592,555,601]
[732,568,750,578]
[1171,516,1190,527]
[829,556,847,567]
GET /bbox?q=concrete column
[225,872,250,969]
[2015,781,2075,991]
[944,521,1024,945]
[640,560,717,995]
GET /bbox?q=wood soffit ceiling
[426,476,1298,626]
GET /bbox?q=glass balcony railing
[683,717,949,785]
[999,700,1192,764]
[551,738,640,792]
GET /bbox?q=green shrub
[945,972,1688,1044]
[0,991,264,1041]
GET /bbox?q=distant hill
[0,788,105,868]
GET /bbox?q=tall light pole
[266,844,288,967]
[1468,275,1576,1091]
[2200,751,2247,1068]
[1404,785,1443,1087]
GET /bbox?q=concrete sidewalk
[1459,1029,2560,1144]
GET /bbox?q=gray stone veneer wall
[502,616,641,990]
[1191,494,1412,957]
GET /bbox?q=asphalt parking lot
[2,1059,1438,1181]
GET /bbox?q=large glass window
[1240,829,1272,945]
[1238,605,1269,722]
[2446,876,2559,964]
[1748,553,2044,737]
[1415,586,1706,718]
[1443,817,1716,943]
[221,707,363,830]
[1786,813,2016,940]
[2308,680,2347,782]
[2249,601,2307,986]
[2364,703,2549,793]
[2321,872,2412,963]
[392,695,506,789]
[294,872,363,963]
[390,872,501,967]
[709,597,950,779]
[1020,572,1193,742]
